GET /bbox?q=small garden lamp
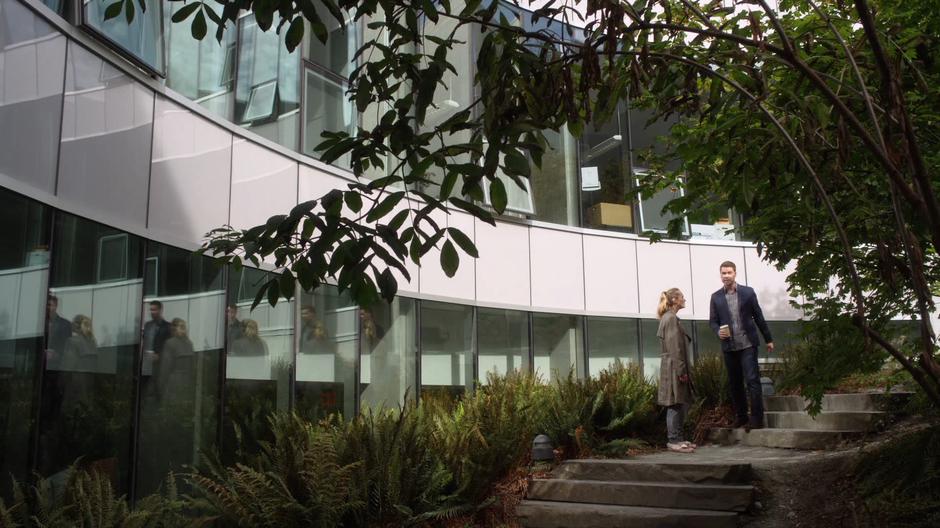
[531,434,554,462]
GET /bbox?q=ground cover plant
[0,365,669,528]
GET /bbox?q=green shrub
[856,426,940,527]
[186,413,361,527]
[0,467,184,528]
[689,353,730,408]
[592,362,660,451]
[327,405,456,526]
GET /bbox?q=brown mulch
[443,463,553,528]
[693,404,735,445]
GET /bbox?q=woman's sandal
[667,442,695,453]
[681,441,698,449]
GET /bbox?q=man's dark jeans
[723,346,764,424]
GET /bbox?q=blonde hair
[657,288,684,318]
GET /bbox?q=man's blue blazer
[708,284,773,353]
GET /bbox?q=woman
[657,288,695,453]
[232,319,269,356]
[157,318,196,400]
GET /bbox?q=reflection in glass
[530,128,580,226]
[0,189,50,497]
[83,0,164,73]
[165,2,236,120]
[135,243,223,497]
[235,15,300,150]
[0,0,67,194]
[640,319,671,381]
[580,107,634,232]
[532,313,582,382]
[587,317,638,377]
[222,267,294,462]
[295,286,358,420]
[360,298,417,410]
[40,212,143,494]
[477,308,528,383]
[420,302,473,403]
[303,67,355,168]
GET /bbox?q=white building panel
[582,234,639,315]
[474,220,530,307]
[743,249,802,320]
[230,139,298,230]
[149,97,232,245]
[635,240,693,318]
[529,228,584,312]
[689,244,747,319]
[420,209,475,300]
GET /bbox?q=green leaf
[439,171,459,200]
[504,150,530,177]
[450,198,495,225]
[125,0,135,24]
[489,177,508,214]
[285,17,305,52]
[367,192,405,223]
[447,228,478,258]
[440,239,459,277]
[344,191,363,213]
[170,2,201,23]
[104,1,123,21]
[191,10,208,40]
[377,268,398,303]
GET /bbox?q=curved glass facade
[0,0,808,502]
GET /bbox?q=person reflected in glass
[226,304,244,344]
[657,288,695,453]
[232,319,268,356]
[359,308,386,348]
[143,300,172,359]
[299,304,326,354]
[157,318,195,400]
[62,314,98,410]
[45,294,72,367]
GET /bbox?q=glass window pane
[135,243,223,497]
[221,267,294,462]
[0,0,67,194]
[477,308,528,383]
[587,317,638,377]
[0,189,51,497]
[83,0,164,73]
[530,128,580,226]
[303,67,355,168]
[636,171,686,233]
[580,107,634,233]
[532,313,582,382]
[165,2,236,120]
[359,298,417,410]
[295,286,358,420]
[694,321,723,359]
[420,301,473,403]
[235,15,300,150]
[40,212,144,494]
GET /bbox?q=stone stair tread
[532,477,754,491]
[517,500,739,528]
[528,478,753,511]
[765,410,885,414]
[551,458,752,484]
[709,427,864,449]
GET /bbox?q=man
[226,304,243,344]
[45,295,72,366]
[143,300,172,359]
[709,261,774,430]
[299,304,325,354]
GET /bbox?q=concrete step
[552,459,752,485]
[528,478,754,512]
[764,410,885,431]
[517,500,739,528]
[763,392,912,412]
[709,427,863,449]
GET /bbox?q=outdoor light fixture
[584,134,622,161]
[531,434,554,462]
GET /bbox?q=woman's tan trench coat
[657,311,694,407]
